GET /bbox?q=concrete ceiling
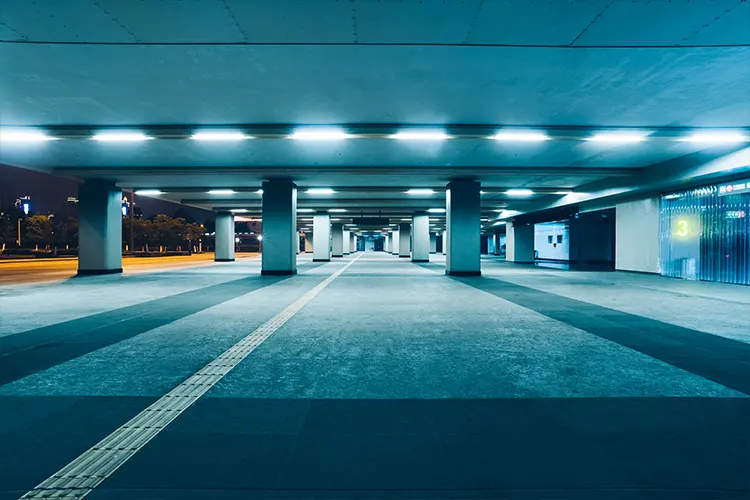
[1,0,749,219]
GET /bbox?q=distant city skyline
[0,164,213,222]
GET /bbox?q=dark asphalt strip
[453,276,750,396]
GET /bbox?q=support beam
[446,180,481,276]
[392,230,400,255]
[442,231,446,255]
[343,229,351,255]
[430,233,437,253]
[77,180,123,275]
[261,180,297,275]
[313,213,331,262]
[384,234,391,253]
[506,221,535,263]
[350,232,356,253]
[412,213,430,262]
[214,212,235,262]
[398,223,411,258]
[331,223,344,257]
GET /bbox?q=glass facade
[660,181,750,285]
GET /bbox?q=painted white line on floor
[19,254,362,500]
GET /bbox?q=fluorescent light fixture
[400,218,411,221]
[135,189,163,196]
[0,129,57,142]
[663,193,682,200]
[492,221,507,226]
[191,131,250,141]
[406,189,435,195]
[231,209,248,213]
[329,208,347,212]
[307,188,335,195]
[506,189,534,196]
[427,208,446,213]
[554,190,573,195]
[491,131,549,142]
[291,127,349,140]
[681,132,749,144]
[256,189,264,195]
[297,208,314,213]
[586,132,647,143]
[391,129,450,141]
[92,131,153,142]
[207,189,235,195]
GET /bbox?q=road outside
[0,253,260,287]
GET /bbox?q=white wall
[534,222,569,260]
[615,197,660,273]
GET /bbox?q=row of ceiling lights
[135,187,558,196]
[1,127,748,144]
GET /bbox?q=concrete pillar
[343,229,351,255]
[398,223,411,258]
[313,213,331,261]
[429,233,437,253]
[77,180,123,275]
[392,230,400,255]
[442,231,446,255]
[446,180,481,276]
[331,223,344,257]
[493,233,501,255]
[350,232,356,253]
[506,221,535,263]
[411,214,430,262]
[304,232,313,252]
[214,211,235,262]
[261,180,297,275]
[384,234,390,253]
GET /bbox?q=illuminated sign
[726,211,747,219]
[675,219,689,237]
[718,179,750,196]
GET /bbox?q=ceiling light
[554,190,573,195]
[586,132,647,143]
[681,132,749,144]
[329,208,347,212]
[391,129,450,141]
[92,131,153,142]
[256,189,264,195]
[493,221,507,226]
[231,209,248,213]
[0,129,57,142]
[207,189,235,195]
[427,208,446,213]
[506,189,534,196]
[491,131,549,142]
[135,189,163,196]
[191,131,250,141]
[406,188,435,195]
[291,127,349,140]
[307,188,335,195]
[297,208,314,213]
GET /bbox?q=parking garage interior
[1,1,749,499]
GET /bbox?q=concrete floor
[1,252,748,499]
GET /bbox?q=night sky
[0,163,214,222]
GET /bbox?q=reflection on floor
[1,252,748,499]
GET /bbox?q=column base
[261,269,298,276]
[214,258,235,262]
[77,268,123,276]
[446,270,482,277]
[313,259,331,262]
[398,255,410,258]
[332,254,344,258]
[412,259,430,263]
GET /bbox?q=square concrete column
[442,231,446,255]
[430,233,437,253]
[411,214,430,262]
[214,212,235,262]
[398,223,411,258]
[261,180,297,275]
[384,234,390,253]
[392,230,400,255]
[350,232,356,253]
[304,232,313,252]
[343,229,351,254]
[313,212,331,261]
[506,221,535,263]
[331,223,344,257]
[77,180,123,275]
[446,180,481,276]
